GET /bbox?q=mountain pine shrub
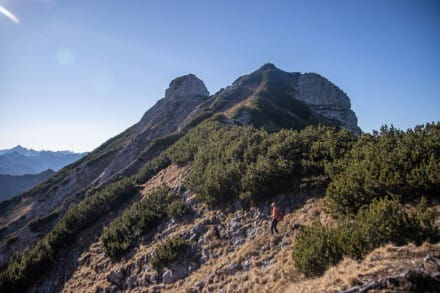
[325,123,440,216]
[166,198,190,219]
[101,188,190,258]
[150,235,190,270]
[291,222,343,276]
[292,197,438,276]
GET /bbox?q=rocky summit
[4,64,436,293]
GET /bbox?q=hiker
[271,202,282,234]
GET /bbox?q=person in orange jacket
[271,202,283,234]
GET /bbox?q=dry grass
[287,242,440,293]
[140,164,190,196]
[62,164,440,293]
[63,184,326,292]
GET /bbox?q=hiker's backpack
[276,208,284,221]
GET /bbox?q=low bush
[291,223,342,276]
[325,123,440,216]
[100,188,189,259]
[166,199,190,219]
[150,236,190,270]
[101,188,175,258]
[292,197,438,276]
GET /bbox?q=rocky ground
[62,164,440,292]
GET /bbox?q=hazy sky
[1,0,439,152]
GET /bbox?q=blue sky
[0,0,439,152]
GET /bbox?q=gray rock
[242,260,251,271]
[189,232,199,242]
[126,275,136,288]
[149,271,158,283]
[107,268,125,287]
[162,269,174,284]
[165,74,209,101]
[232,237,245,248]
[191,220,208,236]
[226,263,241,275]
[138,274,150,286]
[151,284,165,291]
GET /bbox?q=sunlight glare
[0,5,20,24]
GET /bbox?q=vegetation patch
[0,178,137,292]
[28,210,60,233]
[292,197,438,276]
[180,120,355,203]
[101,188,187,259]
[151,235,190,270]
[325,123,440,216]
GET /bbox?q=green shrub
[292,223,342,276]
[325,123,440,217]
[135,153,171,184]
[150,236,190,270]
[292,197,438,276]
[339,197,410,259]
[28,211,60,233]
[166,199,190,219]
[101,188,177,258]
[187,123,353,203]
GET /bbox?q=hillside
[0,64,438,292]
[0,169,55,202]
[62,164,440,292]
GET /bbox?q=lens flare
[0,5,20,24]
[56,47,76,66]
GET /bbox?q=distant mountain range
[0,145,87,175]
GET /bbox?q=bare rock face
[136,74,209,136]
[165,74,209,100]
[295,73,361,135]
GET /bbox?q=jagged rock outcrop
[137,74,210,136]
[295,73,361,134]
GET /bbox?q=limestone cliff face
[295,73,361,135]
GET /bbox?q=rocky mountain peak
[165,74,209,100]
[257,63,278,71]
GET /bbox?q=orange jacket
[272,206,282,221]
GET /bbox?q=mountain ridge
[0,64,361,267]
[0,145,86,176]
[0,64,370,292]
